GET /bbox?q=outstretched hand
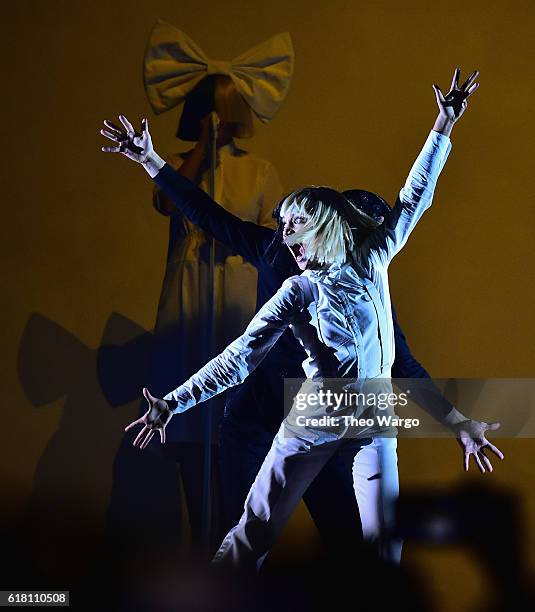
[454,419,504,473]
[433,68,480,123]
[124,388,173,449]
[101,115,153,164]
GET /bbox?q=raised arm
[124,276,303,448]
[101,115,274,267]
[363,68,479,266]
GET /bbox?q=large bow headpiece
[143,20,294,122]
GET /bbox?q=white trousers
[212,425,401,570]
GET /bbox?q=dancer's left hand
[125,388,173,449]
[453,419,504,473]
[433,68,480,123]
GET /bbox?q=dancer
[142,35,502,544]
[102,68,501,567]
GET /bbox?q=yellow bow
[143,20,294,122]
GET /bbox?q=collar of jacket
[304,261,367,289]
[304,262,345,285]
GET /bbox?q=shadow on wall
[13,312,186,591]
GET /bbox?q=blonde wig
[279,187,372,266]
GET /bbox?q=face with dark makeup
[281,210,310,270]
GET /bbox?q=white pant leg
[212,426,339,570]
[352,436,402,564]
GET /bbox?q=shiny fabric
[164,130,452,437]
[152,161,461,430]
[212,427,394,569]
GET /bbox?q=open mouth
[288,243,306,264]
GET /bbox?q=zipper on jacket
[364,284,384,370]
[337,290,362,377]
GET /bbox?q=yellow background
[2,1,534,609]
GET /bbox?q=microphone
[209,111,220,141]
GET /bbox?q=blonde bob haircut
[279,187,359,267]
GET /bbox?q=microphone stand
[201,112,219,552]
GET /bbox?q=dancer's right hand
[124,388,173,450]
[101,115,153,164]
